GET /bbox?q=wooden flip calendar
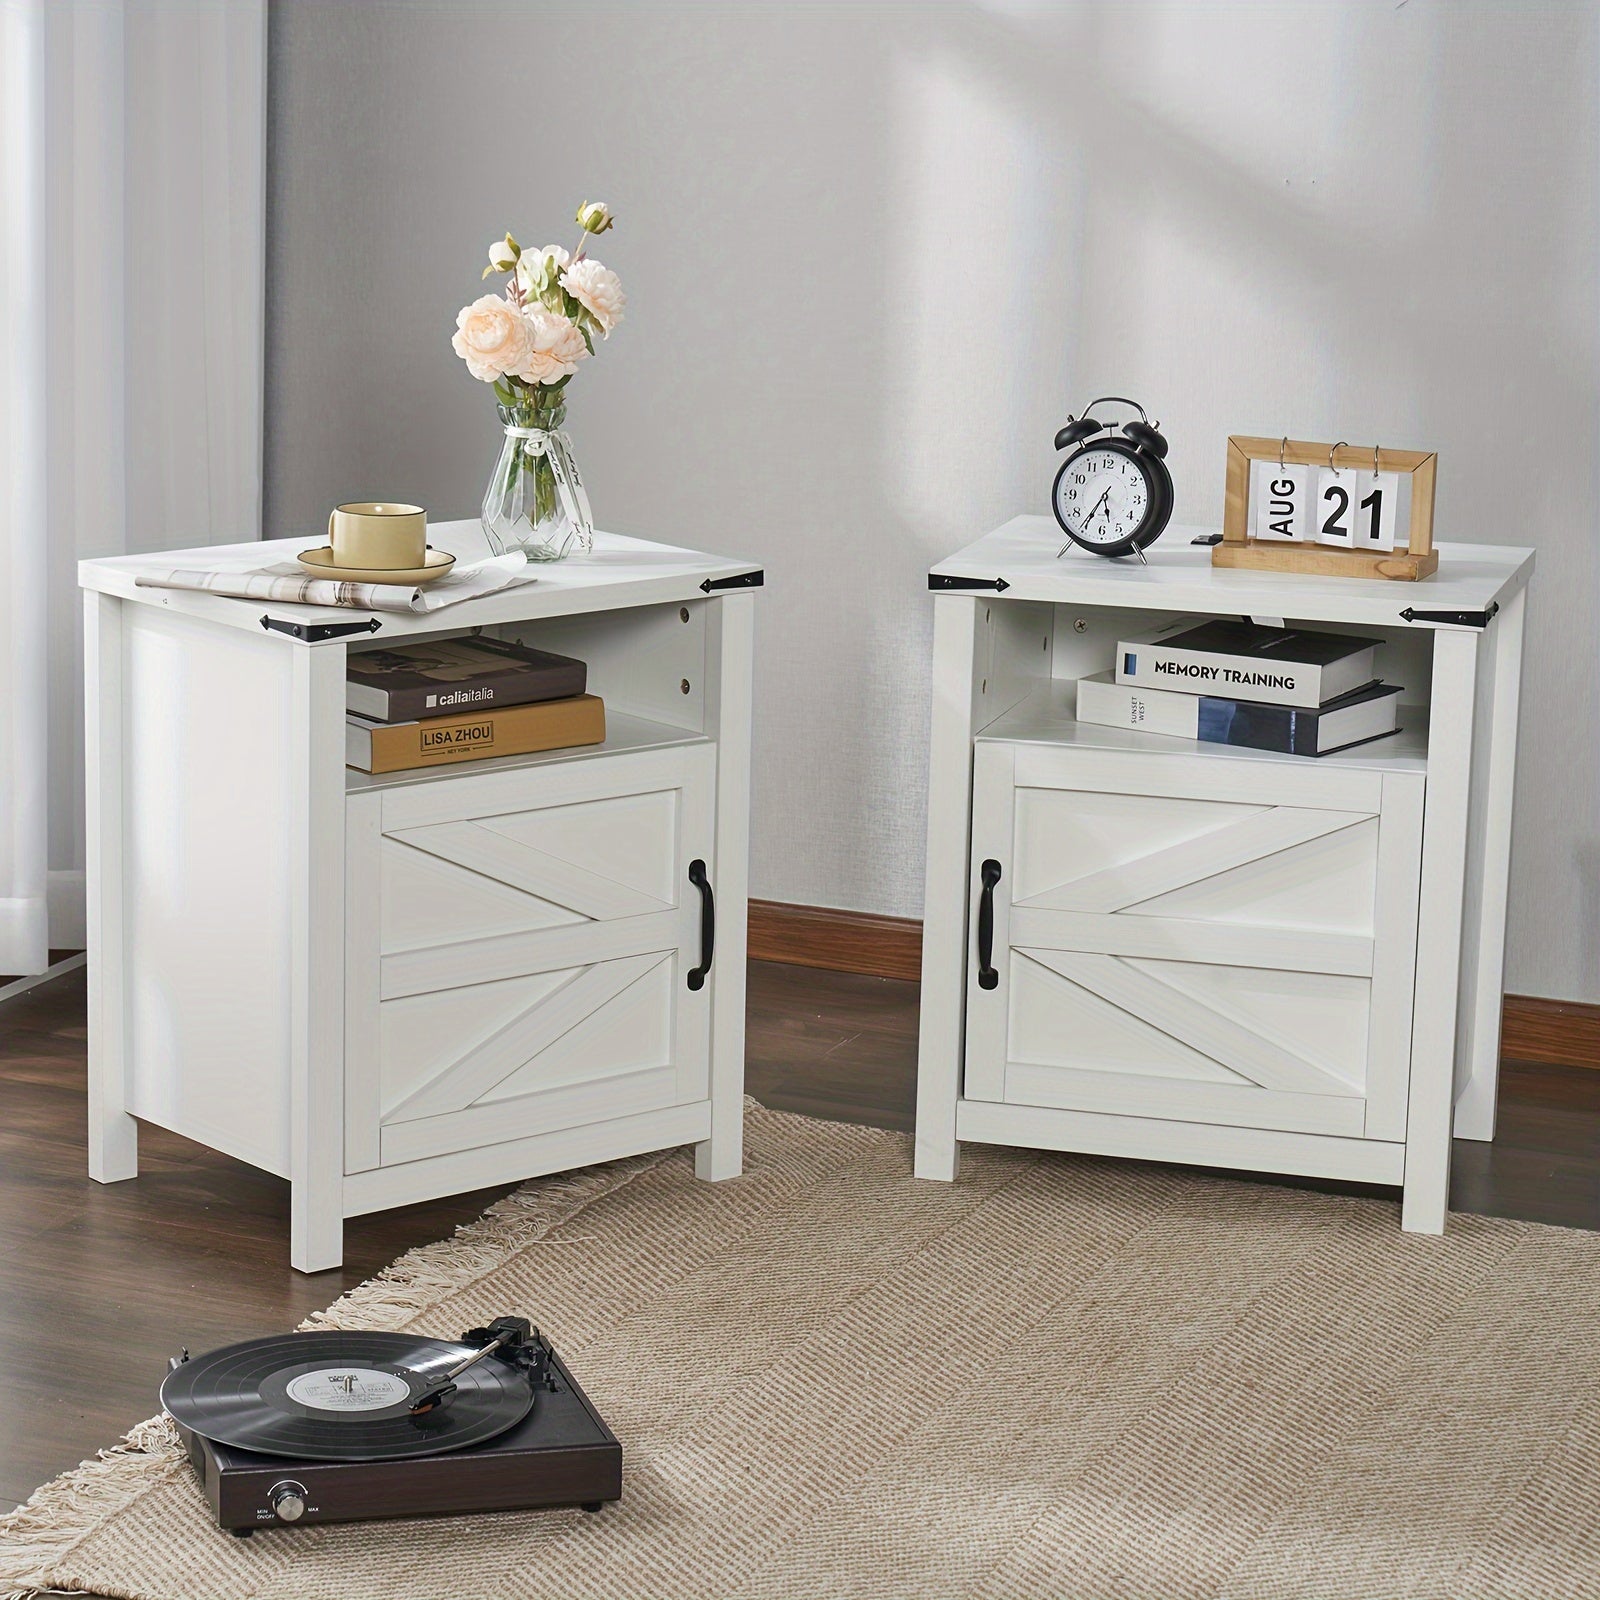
[1216,435,1439,581]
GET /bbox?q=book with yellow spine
[346,694,605,774]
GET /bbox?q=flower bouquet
[452,201,626,560]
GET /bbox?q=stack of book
[1075,620,1403,757]
[345,637,604,774]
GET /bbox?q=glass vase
[480,398,593,562]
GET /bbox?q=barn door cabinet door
[344,743,717,1172]
[965,741,1424,1141]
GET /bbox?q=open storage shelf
[346,710,712,794]
[979,680,1430,775]
[345,591,718,793]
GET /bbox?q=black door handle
[687,859,714,991]
[977,859,1002,990]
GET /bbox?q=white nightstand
[914,519,1533,1233]
[80,522,759,1271]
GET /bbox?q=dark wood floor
[1,960,1597,1510]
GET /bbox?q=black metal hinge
[261,614,383,643]
[929,574,1011,592]
[1398,602,1499,629]
[700,570,764,592]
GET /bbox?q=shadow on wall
[264,0,1598,999]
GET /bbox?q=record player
[162,1317,621,1534]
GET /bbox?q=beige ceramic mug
[328,502,427,570]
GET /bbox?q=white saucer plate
[296,546,457,585]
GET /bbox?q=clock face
[1054,443,1154,548]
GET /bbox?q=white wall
[265,0,1599,1001]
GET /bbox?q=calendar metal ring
[1279,436,1288,469]
[1372,444,1381,478]
[1329,440,1348,475]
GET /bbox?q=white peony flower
[514,307,589,384]
[451,293,534,382]
[486,235,519,272]
[516,245,570,302]
[561,258,625,335]
[575,200,614,235]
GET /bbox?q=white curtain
[0,0,265,975]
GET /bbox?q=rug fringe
[1,1126,755,1592]
[302,1144,680,1333]
[306,1103,765,1333]
[0,1161,656,1591]
[0,1414,181,1597]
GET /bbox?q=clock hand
[1084,487,1112,527]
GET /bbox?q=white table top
[931,518,1535,630]
[79,520,761,643]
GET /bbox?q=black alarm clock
[1051,397,1173,561]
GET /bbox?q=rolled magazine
[135,552,537,615]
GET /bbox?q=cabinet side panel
[1050,604,1189,685]
[488,600,708,732]
[123,608,293,1175]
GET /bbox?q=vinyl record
[160,1331,536,1461]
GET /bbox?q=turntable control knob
[269,1481,308,1522]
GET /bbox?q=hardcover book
[346,694,606,774]
[1115,620,1378,709]
[1076,671,1402,757]
[346,637,587,723]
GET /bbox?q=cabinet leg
[1454,586,1526,1144]
[88,1099,138,1184]
[1400,628,1477,1238]
[290,1186,344,1274]
[914,1127,960,1183]
[287,646,347,1275]
[698,590,751,1186]
[914,596,980,1187]
[86,932,138,1179]
[86,592,136,1184]
[1400,1158,1448,1235]
[694,1113,742,1183]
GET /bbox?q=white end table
[80,522,759,1270]
[914,519,1533,1232]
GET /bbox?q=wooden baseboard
[747,900,1599,1070]
[1500,995,1600,1070]
[748,900,923,983]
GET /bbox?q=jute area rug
[4,1103,1599,1600]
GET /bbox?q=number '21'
[1320,483,1383,543]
